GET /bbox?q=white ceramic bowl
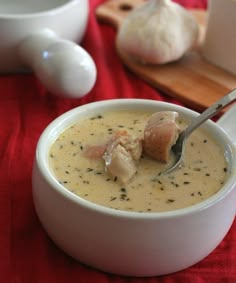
[0,0,96,98]
[32,99,236,277]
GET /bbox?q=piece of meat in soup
[143,111,180,162]
[103,133,142,184]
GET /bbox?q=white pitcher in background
[0,0,96,98]
[202,0,236,76]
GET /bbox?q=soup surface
[49,110,228,212]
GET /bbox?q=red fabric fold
[0,0,235,282]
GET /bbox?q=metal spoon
[162,88,236,175]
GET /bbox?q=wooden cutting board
[96,0,236,111]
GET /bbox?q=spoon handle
[184,88,236,138]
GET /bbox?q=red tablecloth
[1,0,235,282]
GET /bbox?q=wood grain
[96,0,236,111]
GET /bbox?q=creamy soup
[49,110,228,212]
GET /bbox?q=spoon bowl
[162,88,236,175]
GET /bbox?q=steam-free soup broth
[49,110,228,212]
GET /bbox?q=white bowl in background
[0,0,96,98]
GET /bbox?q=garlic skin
[117,0,199,64]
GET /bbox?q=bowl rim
[34,98,236,220]
[0,0,84,19]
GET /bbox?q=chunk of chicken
[83,144,106,159]
[103,134,142,184]
[143,111,180,162]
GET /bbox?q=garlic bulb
[117,0,199,64]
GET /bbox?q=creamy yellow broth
[49,110,228,212]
